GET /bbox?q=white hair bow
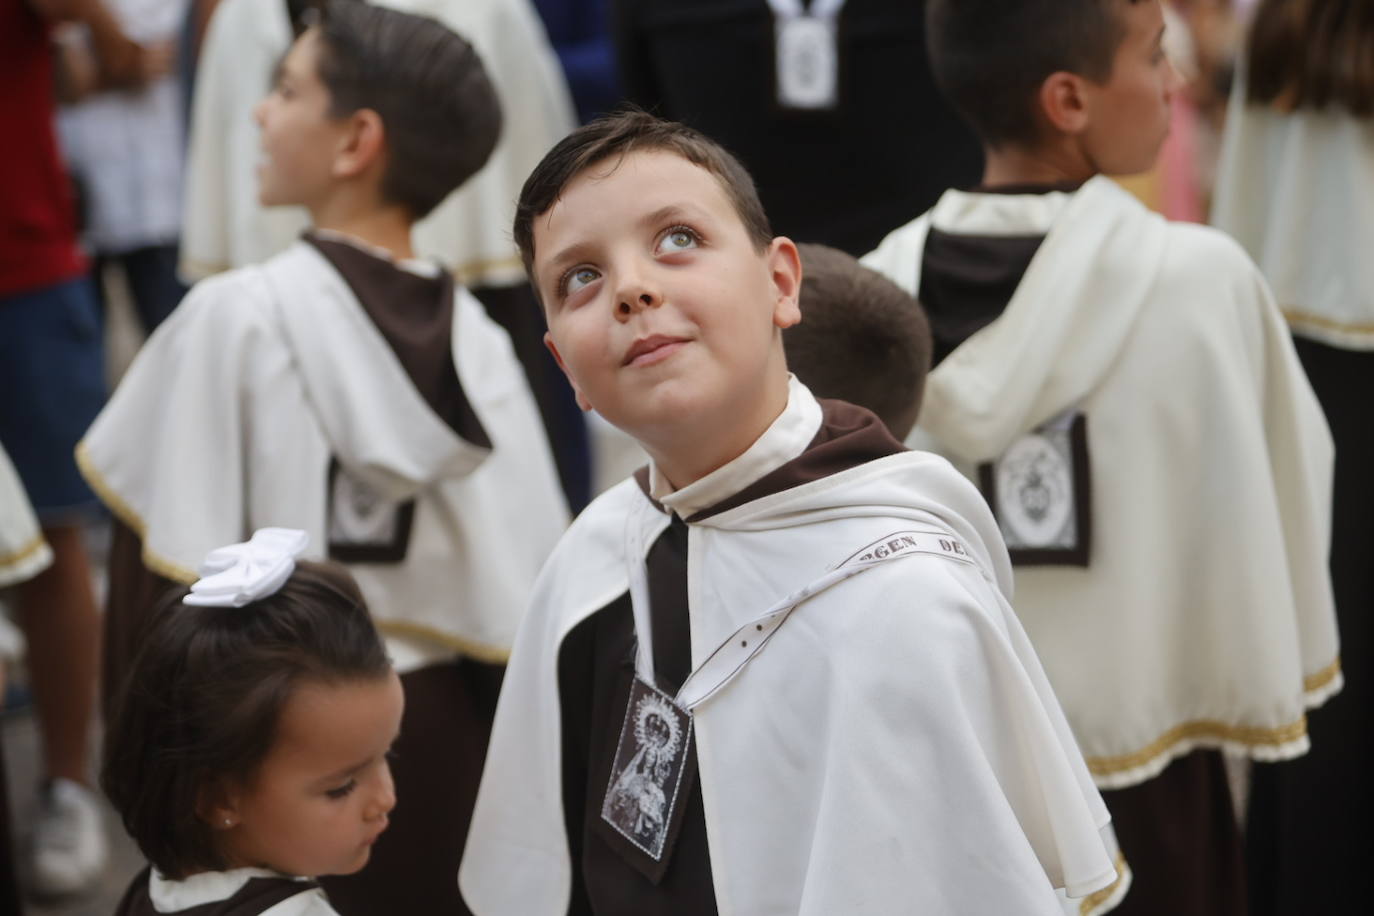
[183,528,311,608]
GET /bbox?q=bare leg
[15,524,99,786]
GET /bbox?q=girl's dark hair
[1246,0,1374,117]
[101,561,390,879]
[311,0,503,219]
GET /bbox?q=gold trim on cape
[178,257,232,279]
[77,445,515,660]
[1303,657,1342,695]
[73,441,198,584]
[0,533,48,571]
[1084,716,1308,779]
[451,255,525,287]
[1080,852,1130,916]
[376,620,510,665]
[1283,308,1374,336]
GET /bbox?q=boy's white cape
[461,432,1122,914]
[1212,81,1374,349]
[862,176,1341,787]
[78,242,566,662]
[0,443,51,588]
[181,0,575,286]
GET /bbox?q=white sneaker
[27,778,109,898]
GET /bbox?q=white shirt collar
[150,867,308,911]
[929,184,1080,237]
[650,376,822,519]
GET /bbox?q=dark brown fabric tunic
[1245,337,1374,915]
[556,400,903,914]
[919,186,1246,916]
[0,720,19,916]
[112,867,318,916]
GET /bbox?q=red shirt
[0,0,86,297]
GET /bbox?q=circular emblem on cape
[995,433,1072,546]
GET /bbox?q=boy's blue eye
[562,266,600,297]
[659,227,699,253]
[325,779,358,800]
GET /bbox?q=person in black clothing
[612,0,982,256]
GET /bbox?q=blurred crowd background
[0,0,1366,914]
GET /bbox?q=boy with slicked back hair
[863,2,1341,913]
[79,3,566,913]
[462,108,1121,915]
[788,242,932,441]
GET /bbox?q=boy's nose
[616,290,660,319]
[252,98,268,127]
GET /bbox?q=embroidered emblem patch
[326,459,415,564]
[601,676,693,863]
[978,411,1092,566]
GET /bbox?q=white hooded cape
[862,176,1341,787]
[0,443,51,588]
[1212,80,1374,349]
[78,241,566,663]
[181,0,575,287]
[461,404,1121,914]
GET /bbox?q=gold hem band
[1303,657,1342,694]
[74,442,198,584]
[1085,716,1308,778]
[1283,307,1374,336]
[451,255,524,285]
[376,620,510,665]
[1080,852,1129,916]
[0,533,48,571]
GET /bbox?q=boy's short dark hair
[514,108,772,287]
[101,561,391,880]
[927,0,1147,148]
[787,244,932,440]
[314,0,502,220]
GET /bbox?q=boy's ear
[544,331,592,412]
[332,108,387,181]
[767,237,802,331]
[1038,71,1092,136]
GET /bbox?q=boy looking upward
[581,241,933,493]
[863,3,1341,913]
[79,3,566,913]
[461,110,1123,915]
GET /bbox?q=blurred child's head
[102,544,400,881]
[254,0,501,222]
[515,110,802,482]
[926,0,1182,177]
[787,244,931,440]
[1246,0,1374,117]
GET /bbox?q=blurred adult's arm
[27,0,165,89]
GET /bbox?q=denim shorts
[0,276,106,522]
